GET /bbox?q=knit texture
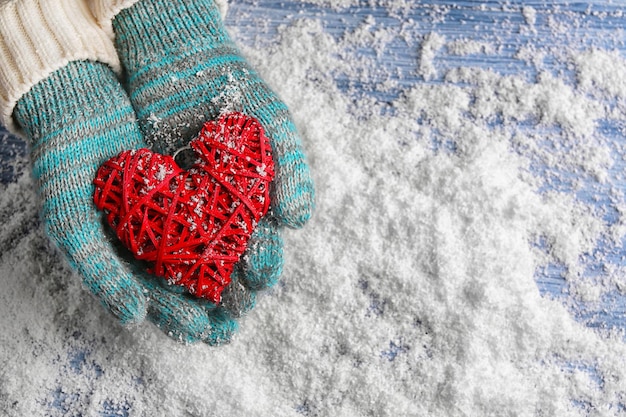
[0,0,120,132]
[14,60,243,344]
[113,0,315,229]
[90,0,229,38]
[13,61,147,325]
[136,271,238,344]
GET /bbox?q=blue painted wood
[0,124,26,184]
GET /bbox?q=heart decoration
[93,112,275,303]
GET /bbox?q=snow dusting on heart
[93,112,274,302]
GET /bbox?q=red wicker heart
[93,112,275,303]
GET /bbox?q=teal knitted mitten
[112,0,315,229]
[112,0,315,315]
[14,60,238,344]
[14,61,148,325]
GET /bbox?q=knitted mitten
[14,60,237,344]
[112,0,315,313]
[14,61,148,325]
[113,0,314,229]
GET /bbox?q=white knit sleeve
[0,0,120,132]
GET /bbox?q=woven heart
[93,112,275,303]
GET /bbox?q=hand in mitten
[14,60,239,344]
[109,0,315,335]
[13,61,149,325]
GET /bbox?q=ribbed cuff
[113,0,233,76]
[92,0,229,38]
[14,61,133,146]
[0,0,121,132]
